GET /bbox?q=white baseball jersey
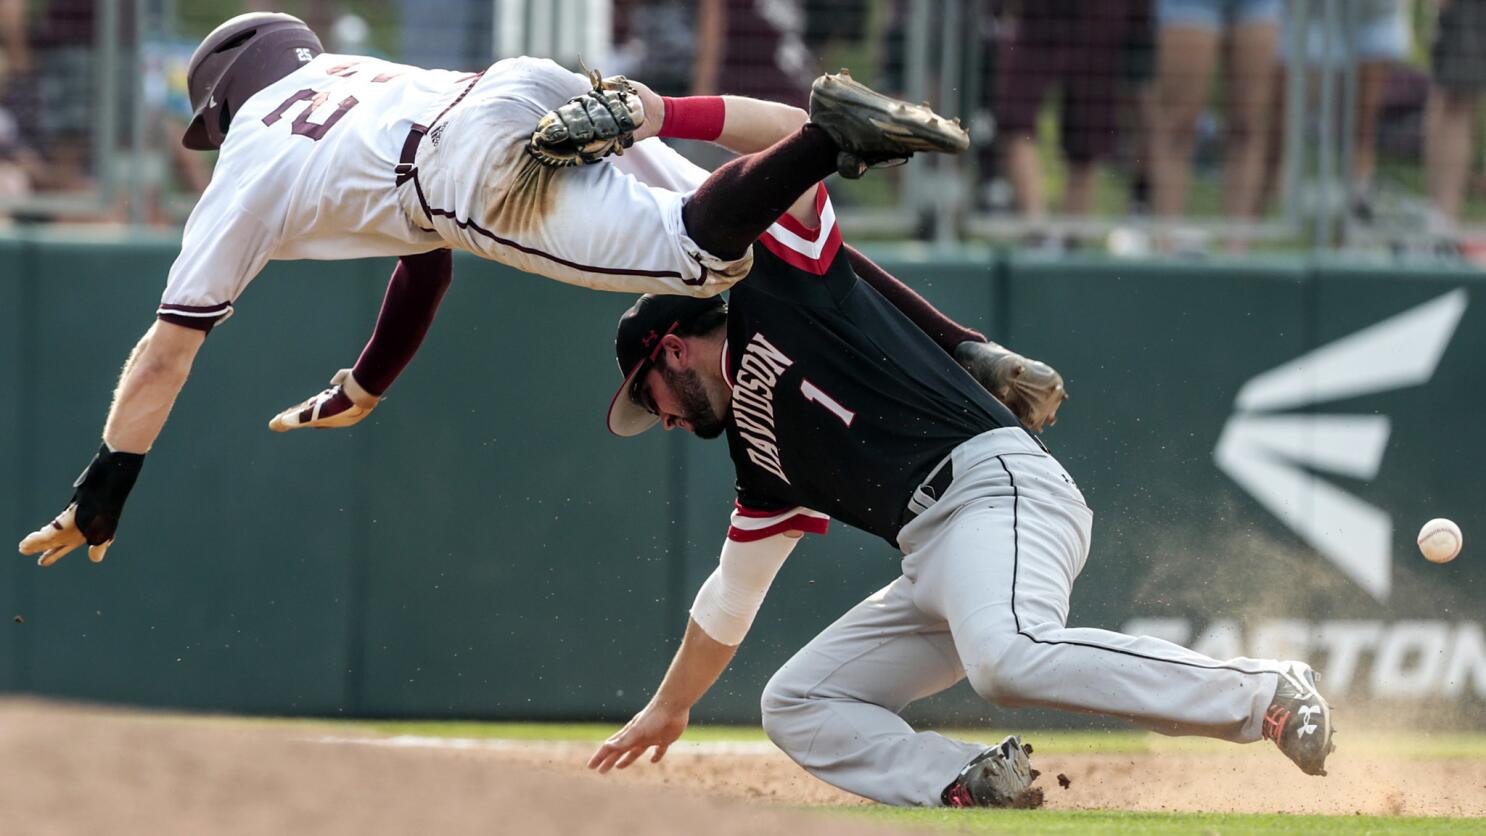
[160,53,749,330]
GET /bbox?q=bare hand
[628,78,664,143]
[586,704,689,773]
[18,504,110,566]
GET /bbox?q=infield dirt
[3,699,1484,835]
[413,736,1486,818]
[0,699,906,836]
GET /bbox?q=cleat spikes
[808,70,971,178]
[1263,662,1335,777]
[941,735,1038,808]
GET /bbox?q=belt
[394,70,486,188]
[902,455,955,526]
[393,123,427,187]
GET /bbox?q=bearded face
[659,362,728,439]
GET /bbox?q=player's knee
[964,657,1021,704]
[759,670,808,747]
[962,633,1030,704]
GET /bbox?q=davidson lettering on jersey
[731,332,795,484]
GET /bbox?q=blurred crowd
[988,0,1465,253]
[2,0,1486,253]
[0,0,358,224]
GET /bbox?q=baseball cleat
[1263,662,1336,776]
[940,735,1040,808]
[808,69,971,179]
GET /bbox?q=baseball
[1417,518,1463,564]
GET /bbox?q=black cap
[607,294,726,436]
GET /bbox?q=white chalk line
[308,734,781,756]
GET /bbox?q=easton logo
[1214,290,1468,601]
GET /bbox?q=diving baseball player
[585,198,1337,807]
[17,12,969,565]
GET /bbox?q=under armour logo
[1296,704,1321,737]
[641,329,660,348]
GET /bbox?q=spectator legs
[1221,21,1279,229]
[1064,163,1098,217]
[1352,61,1391,190]
[1003,133,1045,219]
[1426,88,1478,223]
[1152,25,1219,220]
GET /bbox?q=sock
[681,125,840,260]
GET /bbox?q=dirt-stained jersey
[722,190,1021,547]
[158,53,474,329]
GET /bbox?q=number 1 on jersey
[801,380,856,427]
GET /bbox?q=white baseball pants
[760,428,1287,806]
[398,57,750,297]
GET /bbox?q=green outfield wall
[2,235,1483,727]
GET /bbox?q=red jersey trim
[772,187,830,239]
[758,187,842,276]
[728,503,831,541]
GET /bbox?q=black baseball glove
[527,68,646,168]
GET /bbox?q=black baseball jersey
[722,203,1020,547]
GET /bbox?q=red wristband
[659,96,726,142]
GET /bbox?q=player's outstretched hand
[18,504,110,566]
[587,703,689,774]
[954,340,1069,433]
[268,369,381,432]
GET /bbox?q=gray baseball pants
[759,427,1287,806]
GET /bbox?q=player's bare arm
[587,618,730,773]
[18,321,206,566]
[102,322,209,452]
[527,74,809,164]
[590,529,802,773]
[709,96,808,156]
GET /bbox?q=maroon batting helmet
[182,13,323,151]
